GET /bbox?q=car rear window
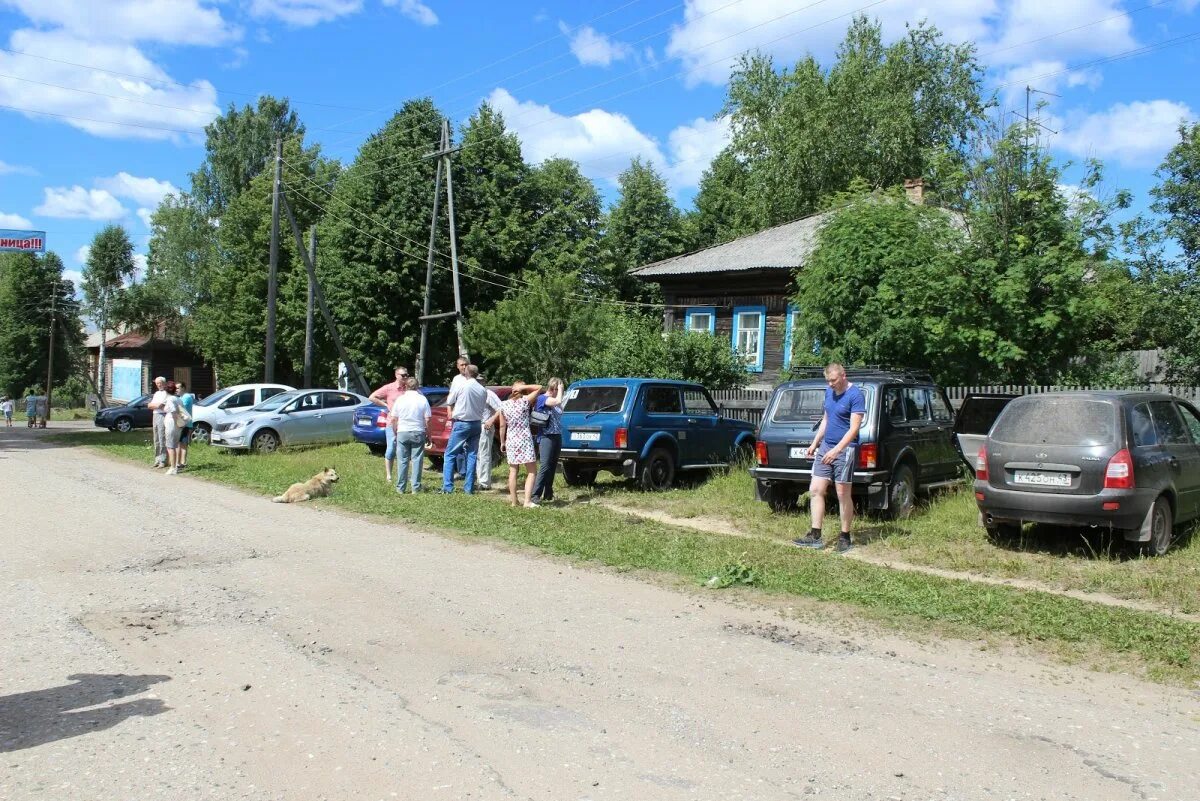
[564,386,628,414]
[422,390,449,408]
[991,397,1117,446]
[770,386,874,424]
[196,388,231,407]
[957,397,1013,435]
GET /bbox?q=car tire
[114,416,133,433]
[985,521,1021,543]
[886,463,916,519]
[562,462,597,487]
[191,423,211,445]
[368,443,385,456]
[251,429,280,454]
[1131,496,1173,557]
[766,484,800,513]
[639,448,676,492]
[428,454,444,471]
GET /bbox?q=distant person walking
[475,372,504,491]
[24,393,37,428]
[442,363,489,494]
[793,363,865,553]
[390,377,431,493]
[1,397,13,427]
[177,381,195,468]
[36,394,48,428]
[148,376,169,468]
[498,381,542,508]
[161,380,184,475]
[369,366,410,484]
[529,378,565,507]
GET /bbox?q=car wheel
[367,443,385,456]
[766,484,800,513]
[886,463,915,519]
[562,462,597,487]
[726,440,755,471]
[1132,496,1173,557]
[428,454,444,471]
[639,448,676,492]
[191,423,211,445]
[114,416,133,433]
[985,521,1021,543]
[252,429,280,454]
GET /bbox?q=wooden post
[265,136,282,383]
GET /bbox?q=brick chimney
[904,178,925,205]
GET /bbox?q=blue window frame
[731,305,766,372]
[683,306,716,334]
[783,304,800,369]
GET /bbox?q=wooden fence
[712,385,1200,426]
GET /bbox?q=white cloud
[666,0,999,87]
[0,160,37,176]
[997,60,1102,106]
[487,88,729,193]
[249,0,363,26]
[560,21,631,67]
[664,116,731,190]
[35,186,127,220]
[96,172,179,208]
[75,244,90,265]
[0,212,34,228]
[132,253,148,280]
[137,208,155,228]
[985,0,1135,67]
[1056,100,1196,167]
[63,269,83,289]
[0,29,220,140]
[2,0,239,46]
[382,0,439,26]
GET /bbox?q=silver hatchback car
[211,389,368,453]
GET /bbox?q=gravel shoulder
[2,427,1199,801]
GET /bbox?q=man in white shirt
[441,362,489,494]
[447,354,471,478]
[475,372,504,490]
[390,377,431,493]
[147,376,169,468]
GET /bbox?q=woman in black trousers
[529,378,565,506]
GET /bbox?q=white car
[189,383,294,444]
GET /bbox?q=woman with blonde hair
[529,377,565,507]
[498,381,542,507]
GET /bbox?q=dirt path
[594,499,1200,623]
[2,426,1198,801]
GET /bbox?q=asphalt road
[1,424,1198,801]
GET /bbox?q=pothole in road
[723,622,864,657]
[80,607,184,642]
[115,548,272,574]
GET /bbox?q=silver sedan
[210,389,369,453]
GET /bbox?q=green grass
[53,430,1200,685]
[597,469,1200,615]
[50,406,93,421]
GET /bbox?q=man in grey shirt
[147,376,169,468]
[441,365,489,494]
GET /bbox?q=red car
[351,386,513,469]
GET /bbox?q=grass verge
[55,430,1200,685]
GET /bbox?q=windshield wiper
[585,403,620,419]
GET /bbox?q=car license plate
[571,431,600,442]
[789,446,810,459]
[1013,470,1071,487]
[356,417,371,426]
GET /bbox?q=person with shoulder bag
[529,377,565,507]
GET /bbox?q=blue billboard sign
[0,229,47,253]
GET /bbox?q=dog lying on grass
[272,467,339,503]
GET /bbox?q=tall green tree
[190,96,304,217]
[319,99,450,384]
[604,157,684,303]
[455,102,532,311]
[721,16,987,230]
[687,147,754,248]
[525,158,605,283]
[0,252,84,398]
[81,224,137,400]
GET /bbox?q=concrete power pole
[303,225,316,389]
[44,276,57,422]
[265,136,282,383]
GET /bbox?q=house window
[732,305,766,372]
[783,304,801,369]
[684,306,716,334]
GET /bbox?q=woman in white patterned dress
[498,381,542,507]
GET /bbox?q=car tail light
[376,412,389,427]
[858,443,877,469]
[976,446,989,481]
[755,440,769,465]
[615,427,628,449]
[1104,449,1134,490]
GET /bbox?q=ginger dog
[272,467,339,503]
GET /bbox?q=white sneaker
[165,467,178,475]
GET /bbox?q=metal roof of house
[632,211,829,278]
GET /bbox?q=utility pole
[416,118,467,385]
[44,276,57,424]
[265,136,282,383]
[303,225,316,389]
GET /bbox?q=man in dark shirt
[794,363,865,553]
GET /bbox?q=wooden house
[87,328,215,404]
[631,211,830,389]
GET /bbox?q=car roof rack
[789,365,935,383]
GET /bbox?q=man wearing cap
[147,376,170,468]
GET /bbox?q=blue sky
[0,0,1197,289]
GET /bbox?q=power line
[993,30,1200,89]
[0,102,205,135]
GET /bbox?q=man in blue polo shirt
[794,363,865,553]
